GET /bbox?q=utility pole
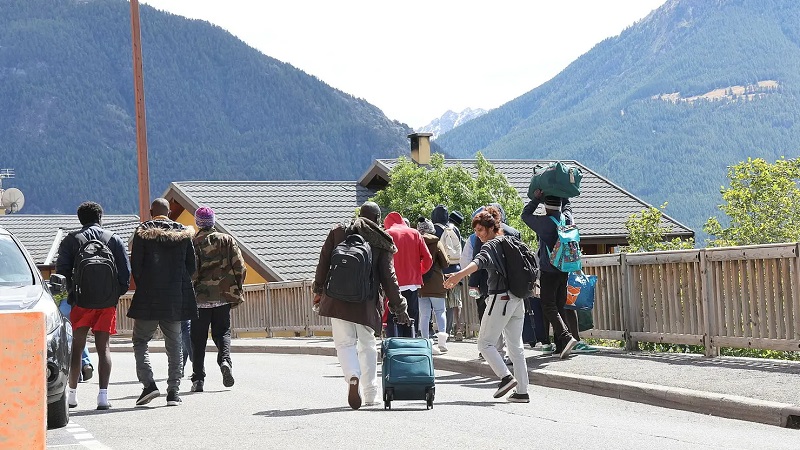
[130,0,150,221]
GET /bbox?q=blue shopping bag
[565,271,596,310]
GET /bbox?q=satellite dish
[1,188,25,213]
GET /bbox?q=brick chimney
[408,132,432,165]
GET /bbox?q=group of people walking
[315,191,585,408]
[57,191,582,411]
[56,199,245,410]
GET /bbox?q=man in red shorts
[56,201,131,410]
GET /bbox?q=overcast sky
[139,0,667,128]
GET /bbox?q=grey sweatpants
[133,319,183,392]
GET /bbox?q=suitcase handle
[392,317,416,338]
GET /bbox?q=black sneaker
[191,380,204,392]
[347,376,362,410]
[493,375,517,399]
[507,391,530,403]
[221,361,234,388]
[81,364,94,382]
[136,382,160,406]
[166,390,182,406]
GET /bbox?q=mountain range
[0,0,411,214]
[3,0,799,246]
[435,0,800,242]
[417,107,487,139]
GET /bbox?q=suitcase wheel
[384,388,394,410]
[425,387,434,410]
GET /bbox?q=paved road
[47,352,797,450]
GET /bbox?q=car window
[0,235,34,286]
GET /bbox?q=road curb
[111,343,800,428]
[433,356,800,429]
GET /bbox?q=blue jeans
[58,301,92,368]
[418,296,446,339]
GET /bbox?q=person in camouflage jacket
[189,206,246,393]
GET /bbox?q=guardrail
[115,242,800,356]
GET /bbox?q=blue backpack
[547,215,582,273]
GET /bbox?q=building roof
[359,159,694,241]
[165,181,376,282]
[0,214,140,265]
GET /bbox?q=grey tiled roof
[0,215,139,264]
[167,181,376,282]
[370,159,694,239]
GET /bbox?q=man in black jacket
[128,198,197,407]
[56,201,131,411]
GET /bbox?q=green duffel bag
[527,161,582,199]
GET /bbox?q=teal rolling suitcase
[381,319,435,409]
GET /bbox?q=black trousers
[538,270,574,347]
[190,304,232,382]
[386,289,419,337]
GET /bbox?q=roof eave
[164,183,284,283]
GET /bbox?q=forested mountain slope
[436,0,800,242]
[0,0,411,213]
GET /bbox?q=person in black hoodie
[128,198,197,407]
[520,190,578,359]
[431,205,464,339]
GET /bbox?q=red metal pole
[130,0,150,221]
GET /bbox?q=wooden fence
[116,242,800,356]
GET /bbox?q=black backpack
[500,235,539,299]
[72,230,120,309]
[325,234,373,303]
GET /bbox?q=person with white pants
[312,202,410,409]
[476,293,528,400]
[330,318,379,403]
[444,206,530,403]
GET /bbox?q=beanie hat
[448,211,464,226]
[417,217,435,235]
[544,196,562,211]
[195,206,215,229]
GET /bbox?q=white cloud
[139,0,666,128]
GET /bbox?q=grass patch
[583,338,800,361]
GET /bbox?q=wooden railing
[115,242,800,356]
[581,242,800,356]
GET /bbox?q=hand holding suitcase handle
[392,317,415,338]
[395,310,411,326]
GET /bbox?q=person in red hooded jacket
[383,212,432,337]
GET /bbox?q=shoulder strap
[74,229,113,246]
[549,215,564,228]
[98,230,113,245]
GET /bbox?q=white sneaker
[436,332,449,353]
[363,391,379,406]
[430,339,442,355]
[67,389,77,408]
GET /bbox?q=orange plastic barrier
[0,311,46,450]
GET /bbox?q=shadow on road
[254,406,353,417]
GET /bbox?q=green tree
[623,202,695,252]
[370,153,533,243]
[704,157,800,246]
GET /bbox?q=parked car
[0,226,72,429]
